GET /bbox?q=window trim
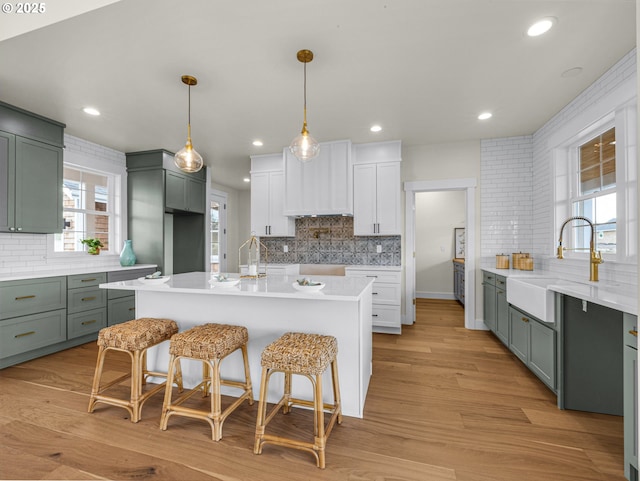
[47,148,126,258]
[553,102,636,264]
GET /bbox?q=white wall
[415,190,465,298]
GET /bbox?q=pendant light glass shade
[175,75,204,173]
[290,49,320,162]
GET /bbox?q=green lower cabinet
[624,314,638,481]
[0,309,67,359]
[483,280,497,332]
[107,296,136,326]
[509,306,557,391]
[495,285,509,346]
[67,307,107,339]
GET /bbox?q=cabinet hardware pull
[81,296,96,301]
[497,290,504,294]
[15,295,36,300]
[366,275,378,278]
[372,314,378,317]
[372,292,378,295]
[521,317,529,323]
[630,330,638,337]
[81,320,97,325]
[128,307,136,311]
[81,278,97,282]
[15,331,35,338]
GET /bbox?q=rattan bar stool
[254,332,342,469]
[88,318,181,423]
[160,323,254,441]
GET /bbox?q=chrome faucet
[556,216,603,282]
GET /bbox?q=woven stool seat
[161,323,253,441]
[98,318,178,351]
[169,323,248,360]
[88,318,182,423]
[261,332,337,375]
[254,332,342,468]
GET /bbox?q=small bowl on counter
[292,278,325,292]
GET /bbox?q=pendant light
[174,75,204,173]
[289,49,320,162]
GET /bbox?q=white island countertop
[100,271,374,301]
[99,271,375,418]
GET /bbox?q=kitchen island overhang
[99,272,374,418]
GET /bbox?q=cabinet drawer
[0,309,66,359]
[345,269,401,284]
[67,272,106,289]
[68,307,106,339]
[624,314,638,349]
[482,271,496,286]
[371,283,401,305]
[495,275,506,289]
[108,297,136,326]
[0,276,66,320]
[372,305,401,328]
[67,286,106,314]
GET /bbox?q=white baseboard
[416,291,456,300]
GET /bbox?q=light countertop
[100,271,374,301]
[482,266,637,316]
[0,264,158,282]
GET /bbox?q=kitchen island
[99,271,374,418]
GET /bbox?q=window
[53,165,118,253]
[571,127,616,254]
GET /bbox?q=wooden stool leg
[331,359,343,425]
[131,349,143,423]
[88,345,107,413]
[241,344,254,405]
[314,373,326,469]
[210,358,223,441]
[283,371,292,414]
[160,354,178,431]
[254,367,270,454]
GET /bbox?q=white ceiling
[0,0,635,190]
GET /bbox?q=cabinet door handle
[15,331,35,338]
[630,330,638,337]
[9,227,15,231]
[366,275,378,278]
[497,290,504,295]
[521,317,529,323]
[17,227,22,231]
[81,296,97,302]
[372,292,378,295]
[81,320,97,326]
[372,314,378,317]
[81,278,97,283]
[265,226,268,235]
[15,295,36,300]
[128,307,136,311]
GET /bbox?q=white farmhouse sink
[506,277,569,323]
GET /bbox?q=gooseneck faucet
[556,216,603,282]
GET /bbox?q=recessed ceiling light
[478,112,492,120]
[370,125,382,132]
[243,177,251,183]
[252,140,263,147]
[83,107,100,116]
[527,17,556,37]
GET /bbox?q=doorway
[210,191,228,273]
[404,179,477,330]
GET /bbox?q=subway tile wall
[480,135,533,257]
[260,216,401,266]
[480,48,637,286]
[0,135,127,276]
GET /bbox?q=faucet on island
[556,216,603,282]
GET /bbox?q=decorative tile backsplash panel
[260,216,401,266]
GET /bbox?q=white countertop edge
[344,265,402,271]
[1,264,158,282]
[100,272,374,302]
[483,267,637,316]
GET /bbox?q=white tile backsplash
[481,48,637,287]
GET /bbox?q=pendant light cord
[303,61,308,128]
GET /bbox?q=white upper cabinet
[284,139,353,216]
[353,141,402,236]
[250,154,295,237]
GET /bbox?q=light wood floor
[0,299,626,480]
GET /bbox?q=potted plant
[81,238,104,255]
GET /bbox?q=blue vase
[119,240,136,266]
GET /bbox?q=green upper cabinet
[165,170,205,214]
[0,102,65,234]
